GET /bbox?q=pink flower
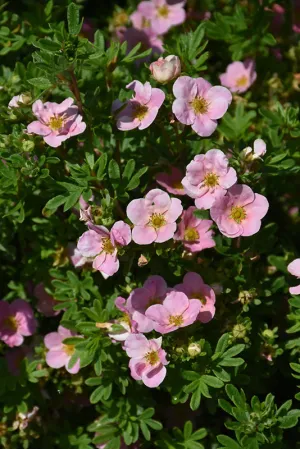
[107,296,138,341]
[8,94,27,108]
[127,188,182,244]
[182,149,237,209]
[220,60,257,93]
[126,276,168,332]
[241,139,267,161]
[113,80,165,131]
[44,326,80,374]
[156,166,185,195]
[172,76,232,137]
[145,290,201,334]
[124,333,168,387]
[76,221,131,278]
[210,184,269,238]
[288,259,300,295]
[150,55,181,83]
[0,300,37,348]
[68,243,88,268]
[174,206,215,252]
[132,0,186,35]
[122,28,164,63]
[174,272,216,323]
[34,283,60,317]
[27,98,86,148]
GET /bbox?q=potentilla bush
[2,0,300,448]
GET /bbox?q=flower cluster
[104,272,215,387]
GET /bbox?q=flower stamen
[191,97,209,115]
[149,213,166,229]
[169,315,184,326]
[145,350,159,365]
[203,173,219,188]
[230,206,247,224]
[184,228,199,242]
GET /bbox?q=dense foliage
[1,0,300,448]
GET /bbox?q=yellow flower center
[49,116,64,131]
[63,344,75,356]
[191,97,209,115]
[190,293,207,304]
[145,350,160,365]
[120,314,131,326]
[204,173,219,188]
[157,5,169,17]
[102,237,115,254]
[149,213,166,229]
[184,227,199,241]
[169,315,184,326]
[236,75,248,88]
[230,206,247,224]
[142,17,151,28]
[3,316,18,331]
[133,104,148,121]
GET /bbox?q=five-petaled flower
[76,221,131,278]
[0,299,37,348]
[220,60,257,93]
[127,188,183,244]
[44,326,80,374]
[124,333,168,387]
[172,76,232,137]
[210,184,269,238]
[113,80,165,131]
[145,290,201,333]
[27,98,86,148]
[182,149,237,209]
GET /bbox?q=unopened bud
[188,342,201,357]
[149,55,181,83]
[232,323,247,339]
[138,254,148,267]
[262,329,274,339]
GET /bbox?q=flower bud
[149,55,181,83]
[232,323,247,339]
[188,342,201,357]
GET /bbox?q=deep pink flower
[122,28,164,63]
[156,166,185,195]
[174,272,216,323]
[131,0,186,35]
[220,60,257,93]
[34,283,60,317]
[172,76,232,137]
[77,221,131,278]
[27,98,86,148]
[288,259,300,295]
[210,184,269,238]
[113,81,165,131]
[174,206,215,252]
[145,290,201,333]
[0,300,36,348]
[126,276,168,332]
[124,333,168,387]
[182,149,237,209]
[44,326,80,374]
[127,188,182,244]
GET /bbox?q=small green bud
[233,323,247,339]
[188,342,201,357]
[262,329,274,339]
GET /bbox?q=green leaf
[190,384,201,411]
[201,375,224,388]
[33,39,61,52]
[67,2,81,35]
[215,333,230,354]
[217,435,242,449]
[218,399,233,415]
[225,385,246,409]
[140,422,150,441]
[28,77,52,89]
[44,195,66,210]
[219,357,244,367]
[138,408,154,420]
[63,192,82,211]
[189,428,207,441]
[108,159,120,187]
[90,386,104,404]
[123,159,135,182]
[94,30,105,52]
[221,344,245,359]
[96,153,108,179]
[126,167,148,191]
[184,421,193,439]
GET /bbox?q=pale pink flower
[0,300,37,348]
[174,272,216,323]
[113,81,165,131]
[68,243,88,268]
[77,221,131,278]
[132,0,186,35]
[220,60,257,93]
[145,290,201,334]
[210,184,269,238]
[156,166,185,195]
[122,28,164,63]
[241,139,267,161]
[127,188,182,244]
[126,276,168,332]
[182,149,237,209]
[288,259,300,295]
[124,333,168,387]
[44,326,80,374]
[107,296,138,341]
[172,76,232,137]
[8,94,26,108]
[150,55,181,83]
[174,206,215,252]
[27,98,86,148]
[34,283,60,317]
